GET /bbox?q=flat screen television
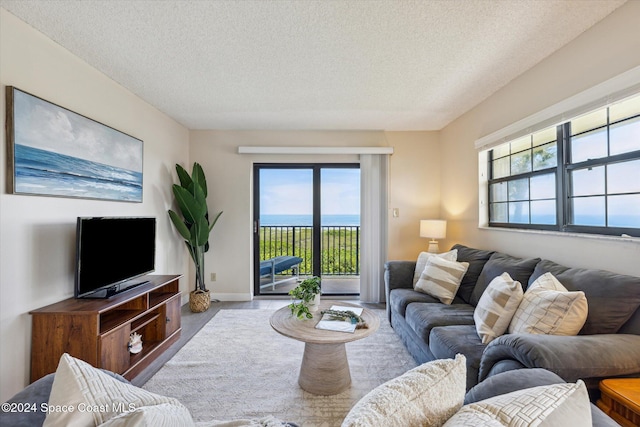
[75,217,156,298]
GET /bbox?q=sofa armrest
[384,261,416,322]
[479,334,640,384]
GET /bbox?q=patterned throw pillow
[415,257,469,304]
[474,272,524,344]
[342,354,467,427]
[413,249,458,285]
[444,380,592,426]
[509,272,588,335]
[43,353,195,427]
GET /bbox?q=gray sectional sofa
[385,244,640,398]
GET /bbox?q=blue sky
[260,168,360,215]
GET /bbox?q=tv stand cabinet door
[99,326,131,374]
[164,295,182,337]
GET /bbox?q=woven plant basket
[189,289,211,313]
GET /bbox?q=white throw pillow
[443,380,592,427]
[43,353,194,427]
[474,272,524,344]
[509,272,588,335]
[415,257,469,304]
[341,354,467,427]
[413,249,458,285]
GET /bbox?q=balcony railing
[259,225,360,276]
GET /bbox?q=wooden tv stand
[29,274,182,383]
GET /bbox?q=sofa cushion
[450,245,494,304]
[530,260,640,335]
[405,303,475,343]
[43,353,193,427]
[413,249,458,285]
[341,354,467,427]
[474,273,524,344]
[390,288,464,318]
[429,325,486,390]
[445,380,592,427]
[509,272,588,336]
[415,257,469,304]
[470,252,540,307]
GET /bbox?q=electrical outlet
[210,272,217,282]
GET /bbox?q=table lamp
[420,219,447,253]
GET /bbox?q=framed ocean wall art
[6,87,143,202]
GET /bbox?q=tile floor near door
[131,298,384,387]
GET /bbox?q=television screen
[75,217,156,298]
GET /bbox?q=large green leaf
[176,164,192,189]
[168,210,191,240]
[173,185,206,224]
[192,163,208,198]
[193,215,210,247]
[209,210,223,232]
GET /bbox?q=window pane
[511,136,531,154]
[509,202,529,224]
[533,142,557,171]
[571,128,607,163]
[610,95,640,122]
[490,182,508,202]
[493,144,510,159]
[571,166,605,197]
[610,116,640,156]
[533,127,556,147]
[571,109,607,135]
[511,150,532,175]
[608,159,640,194]
[492,157,510,179]
[508,178,529,201]
[530,174,555,200]
[572,196,605,226]
[531,200,556,225]
[490,203,508,223]
[608,195,640,228]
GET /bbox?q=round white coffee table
[270,301,380,395]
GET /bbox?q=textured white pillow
[413,249,458,285]
[443,380,592,427]
[474,272,524,344]
[43,353,194,427]
[509,272,588,335]
[415,257,469,304]
[341,354,467,427]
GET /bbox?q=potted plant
[168,163,222,312]
[288,276,321,319]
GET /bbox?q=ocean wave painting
[8,87,143,202]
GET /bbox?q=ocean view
[261,214,360,226]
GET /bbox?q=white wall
[0,9,190,401]
[439,1,640,275]
[189,130,439,300]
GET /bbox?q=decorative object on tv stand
[288,276,321,319]
[420,219,447,253]
[128,332,143,354]
[6,86,143,202]
[168,163,223,313]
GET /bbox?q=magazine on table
[315,305,364,333]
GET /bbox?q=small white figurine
[128,332,143,354]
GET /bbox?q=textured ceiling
[0,0,627,131]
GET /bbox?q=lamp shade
[420,220,447,239]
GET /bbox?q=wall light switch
[210,272,217,282]
[392,208,399,217]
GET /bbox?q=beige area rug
[143,308,417,426]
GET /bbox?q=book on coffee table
[315,305,364,333]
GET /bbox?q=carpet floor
[143,308,417,427]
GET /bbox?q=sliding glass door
[253,164,360,296]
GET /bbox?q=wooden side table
[597,378,640,427]
[270,301,380,395]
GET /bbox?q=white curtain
[359,154,389,303]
